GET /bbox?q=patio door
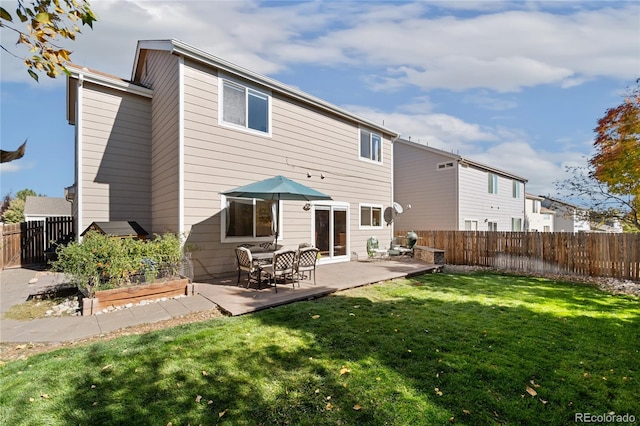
[314,204,348,263]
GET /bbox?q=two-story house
[525,193,555,232]
[393,138,527,231]
[65,39,399,280]
[540,196,590,232]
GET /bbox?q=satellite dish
[384,207,394,225]
[393,202,403,215]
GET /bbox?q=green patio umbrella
[222,175,332,246]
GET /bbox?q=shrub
[51,231,184,296]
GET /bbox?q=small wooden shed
[81,221,149,240]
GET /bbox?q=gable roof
[131,39,399,138]
[396,138,528,183]
[66,63,153,97]
[525,193,544,201]
[23,196,72,217]
[81,221,149,238]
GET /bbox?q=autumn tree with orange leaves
[0,0,96,82]
[558,80,639,232]
[592,80,640,195]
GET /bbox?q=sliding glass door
[314,204,348,262]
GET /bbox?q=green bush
[51,231,183,296]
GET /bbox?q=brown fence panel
[1,217,75,269]
[46,216,75,248]
[396,230,640,281]
[21,220,46,265]
[1,223,22,269]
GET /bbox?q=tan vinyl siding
[141,50,181,234]
[393,141,458,230]
[458,166,524,231]
[79,82,151,232]
[181,60,393,278]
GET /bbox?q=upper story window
[437,161,454,170]
[220,79,271,135]
[488,173,498,194]
[360,129,382,163]
[360,204,383,228]
[511,217,522,231]
[532,200,540,213]
[512,180,520,198]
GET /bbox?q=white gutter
[68,65,153,98]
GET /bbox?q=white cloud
[344,104,592,195]
[345,105,499,149]
[0,162,22,173]
[0,0,628,198]
[462,92,518,111]
[390,57,574,92]
[0,159,32,174]
[3,1,637,90]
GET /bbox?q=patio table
[251,251,275,263]
[250,250,275,287]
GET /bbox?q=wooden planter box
[82,278,192,315]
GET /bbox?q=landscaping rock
[442,264,640,297]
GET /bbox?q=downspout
[455,160,460,230]
[390,135,400,242]
[76,74,84,241]
[178,57,185,241]
[521,181,528,232]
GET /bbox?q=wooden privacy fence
[396,230,640,281]
[1,217,75,269]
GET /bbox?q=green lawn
[1,272,638,425]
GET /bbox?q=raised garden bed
[81,278,193,315]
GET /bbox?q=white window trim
[488,173,498,194]
[310,201,350,265]
[358,128,384,165]
[358,203,384,229]
[512,180,520,198]
[220,194,282,243]
[464,219,479,231]
[532,200,540,213]
[218,75,272,138]
[437,161,454,170]
[511,217,523,232]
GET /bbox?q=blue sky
[1,0,638,199]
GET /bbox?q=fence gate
[1,217,75,269]
[0,223,22,269]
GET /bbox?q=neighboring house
[540,196,590,232]
[65,39,399,280]
[525,193,554,232]
[591,218,623,233]
[393,138,527,232]
[23,196,72,222]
